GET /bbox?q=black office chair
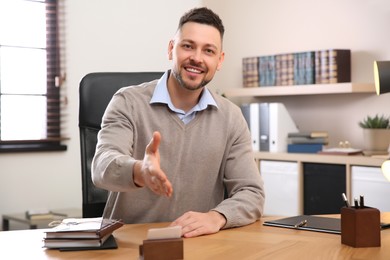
[78,72,163,218]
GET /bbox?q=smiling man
[92,7,265,238]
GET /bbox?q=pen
[360,195,365,208]
[342,193,350,207]
[354,198,359,209]
[294,219,307,228]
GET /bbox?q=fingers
[146,131,161,154]
[142,131,173,197]
[147,174,173,197]
[170,211,226,238]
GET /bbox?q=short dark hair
[178,7,225,39]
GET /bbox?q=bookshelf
[224,83,375,98]
[224,82,384,215]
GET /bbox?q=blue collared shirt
[150,71,218,124]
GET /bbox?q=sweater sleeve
[212,105,265,229]
[91,91,141,192]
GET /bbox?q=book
[287,143,324,153]
[43,233,113,249]
[314,49,351,84]
[314,50,322,84]
[263,215,341,234]
[293,52,315,85]
[328,49,351,83]
[288,136,328,145]
[259,55,276,86]
[319,147,363,155]
[275,53,294,86]
[242,56,259,87]
[303,51,315,84]
[44,217,123,239]
[294,52,305,85]
[288,131,329,138]
[57,234,118,251]
[317,49,330,84]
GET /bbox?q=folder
[263,215,341,234]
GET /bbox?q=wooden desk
[0,213,389,259]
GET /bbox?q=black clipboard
[263,215,341,234]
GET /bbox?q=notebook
[45,191,122,239]
[263,215,341,234]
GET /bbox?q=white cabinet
[260,160,300,216]
[351,166,390,212]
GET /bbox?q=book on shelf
[242,56,259,88]
[288,131,329,139]
[318,147,363,155]
[293,51,315,85]
[288,136,328,145]
[287,143,324,154]
[258,55,276,86]
[328,49,351,83]
[275,53,294,86]
[315,49,351,84]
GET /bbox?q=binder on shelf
[241,102,298,152]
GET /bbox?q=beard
[172,68,211,91]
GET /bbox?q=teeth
[186,68,201,73]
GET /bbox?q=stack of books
[287,131,329,153]
[43,217,123,250]
[242,49,351,87]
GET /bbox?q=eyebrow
[181,39,219,51]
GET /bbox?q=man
[92,7,265,238]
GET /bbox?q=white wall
[204,0,390,148]
[1,0,389,229]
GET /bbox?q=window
[0,0,66,152]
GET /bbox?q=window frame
[0,0,66,153]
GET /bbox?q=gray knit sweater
[92,79,265,229]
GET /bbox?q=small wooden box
[139,238,183,260]
[341,206,381,247]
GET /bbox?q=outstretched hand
[134,131,173,197]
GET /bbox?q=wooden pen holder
[139,238,183,260]
[341,206,381,247]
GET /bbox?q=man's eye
[183,44,192,49]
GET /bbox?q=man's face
[168,22,224,91]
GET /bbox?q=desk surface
[1,213,389,260]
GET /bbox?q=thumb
[146,131,161,154]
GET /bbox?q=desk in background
[0,213,389,259]
[2,208,81,231]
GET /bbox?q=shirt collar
[150,70,218,112]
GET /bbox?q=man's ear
[168,40,174,60]
[217,51,225,71]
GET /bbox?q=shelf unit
[253,152,386,210]
[224,83,375,98]
[224,82,383,215]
